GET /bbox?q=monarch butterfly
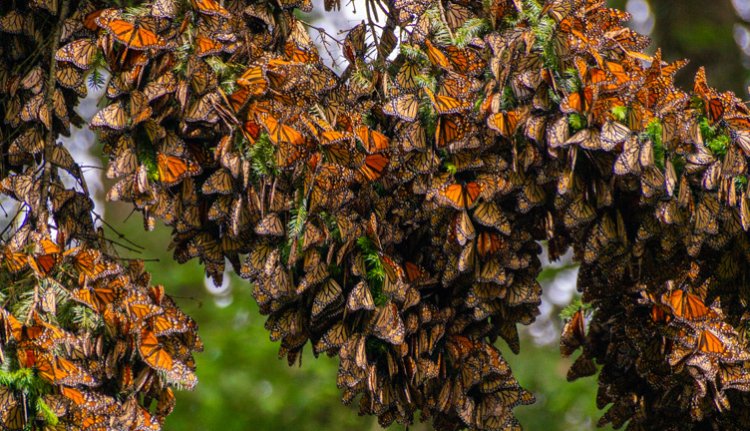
[356,126,390,153]
[371,302,405,345]
[143,71,177,101]
[567,354,597,381]
[72,283,118,312]
[358,154,388,182]
[424,87,470,115]
[395,121,426,152]
[285,40,320,64]
[11,127,43,156]
[443,44,487,75]
[187,58,218,95]
[3,247,28,273]
[122,291,162,322]
[55,38,97,69]
[276,0,314,12]
[98,18,169,51]
[0,11,26,35]
[541,0,580,23]
[302,223,325,250]
[258,114,305,146]
[56,63,87,96]
[201,169,234,195]
[560,309,586,357]
[439,71,475,99]
[601,120,630,149]
[472,201,511,235]
[311,279,343,318]
[436,180,483,210]
[20,93,52,130]
[382,93,419,122]
[20,67,43,95]
[663,289,714,320]
[343,22,367,64]
[395,60,422,91]
[315,321,348,354]
[91,102,128,130]
[488,107,528,138]
[156,153,201,186]
[0,387,24,430]
[35,355,96,386]
[185,93,220,123]
[444,3,474,30]
[138,328,175,371]
[436,115,471,148]
[236,66,268,96]
[697,329,727,356]
[151,309,192,336]
[151,0,177,17]
[404,261,430,285]
[423,39,451,69]
[318,129,352,146]
[28,238,61,277]
[255,213,284,236]
[191,0,231,18]
[612,135,644,175]
[453,210,476,246]
[195,35,225,57]
[476,231,505,258]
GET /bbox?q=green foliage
[645,119,665,170]
[699,116,718,140]
[248,133,278,178]
[87,67,107,90]
[426,8,452,45]
[0,368,56,427]
[356,237,385,283]
[735,175,748,193]
[708,134,729,157]
[414,73,437,91]
[356,237,388,306]
[501,85,517,110]
[400,44,428,63]
[37,398,59,426]
[611,106,628,123]
[287,199,308,241]
[697,117,730,157]
[444,161,458,175]
[560,297,592,320]
[568,113,586,131]
[454,18,491,46]
[320,212,341,242]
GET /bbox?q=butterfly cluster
[0,1,201,430]
[5,0,750,430]
[65,0,750,429]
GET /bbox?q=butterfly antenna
[93,211,145,250]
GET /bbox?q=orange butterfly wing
[157,153,201,185]
[698,330,726,355]
[192,0,231,18]
[439,182,483,209]
[359,154,389,181]
[195,35,223,57]
[106,19,167,50]
[139,328,174,372]
[666,290,712,320]
[356,126,389,153]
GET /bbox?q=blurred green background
[84,0,750,429]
